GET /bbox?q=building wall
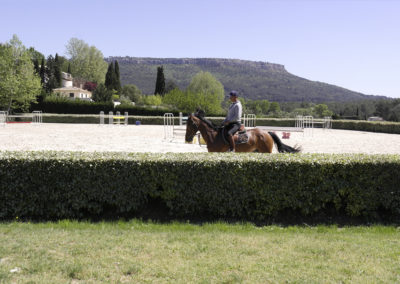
[54,89,92,100]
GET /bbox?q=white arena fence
[101,111,129,126]
[244,114,256,128]
[295,115,332,136]
[0,111,6,126]
[32,111,43,124]
[99,111,105,125]
[0,111,42,125]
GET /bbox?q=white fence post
[179,112,183,126]
[108,111,113,125]
[0,111,6,127]
[32,111,42,124]
[324,116,332,129]
[303,116,314,136]
[295,115,304,129]
[99,111,104,125]
[124,112,129,125]
[164,113,174,140]
[244,114,256,127]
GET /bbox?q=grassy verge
[0,221,399,283]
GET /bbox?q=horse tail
[268,132,301,153]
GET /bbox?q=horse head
[185,113,200,143]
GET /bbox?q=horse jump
[100,111,129,126]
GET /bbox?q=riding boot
[228,135,236,152]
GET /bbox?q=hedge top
[1,150,399,165]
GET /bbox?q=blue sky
[1,0,399,98]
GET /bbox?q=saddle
[235,131,249,145]
[222,124,249,145]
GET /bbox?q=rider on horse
[222,90,243,152]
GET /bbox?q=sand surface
[0,123,399,154]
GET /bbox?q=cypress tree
[154,66,166,95]
[45,55,56,93]
[113,60,121,93]
[54,53,62,88]
[67,63,71,74]
[39,58,46,85]
[33,59,40,74]
[105,62,114,90]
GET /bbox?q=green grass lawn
[0,221,399,283]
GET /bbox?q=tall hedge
[1,151,399,223]
[32,99,114,114]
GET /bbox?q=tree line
[1,34,399,121]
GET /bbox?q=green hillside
[106,57,385,102]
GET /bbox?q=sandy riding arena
[0,123,399,154]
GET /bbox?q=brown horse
[185,111,301,153]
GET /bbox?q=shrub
[32,97,113,114]
[114,104,178,116]
[1,151,399,223]
[332,120,400,134]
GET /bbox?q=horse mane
[194,111,219,131]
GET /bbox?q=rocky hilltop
[109,57,287,73]
[106,56,383,102]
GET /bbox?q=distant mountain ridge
[106,56,386,102]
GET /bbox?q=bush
[256,118,400,134]
[332,120,400,134]
[1,151,399,223]
[32,97,114,114]
[115,104,179,116]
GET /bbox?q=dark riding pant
[225,122,241,136]
[225,122,241,152]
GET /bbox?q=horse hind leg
[255,134,274,153]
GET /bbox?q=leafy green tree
[165,79,179,93]
[259,100,270,114]
[142,94,163,106]
[246,100,263,115]
[119,95,132,105]
[313,104,333,118]
[92,83,112,102]
[269,102,281,114]
[186,71,224,114]
[27,47,45,66]
[0,35,41,112]
[154,66,166,95]
[388,101,400,122]
[65,38,107,83]
[293,107,313,116]
[162,88,197,112]
[121,84,141,102]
